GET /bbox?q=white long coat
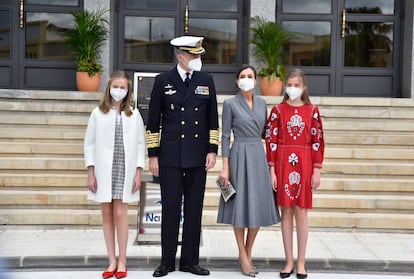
[84,107,146,203]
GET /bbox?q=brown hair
[99,70,133,116]
[282,68,312,104]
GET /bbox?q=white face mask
[238,77,255,92]
[110,88,128,102]
[185,56,203,71]
[285,86,303,100]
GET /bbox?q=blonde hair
[282,68,312,104]
[99,70,133,116]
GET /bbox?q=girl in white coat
[84,71,145,279]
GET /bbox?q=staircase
[0,90,413,230]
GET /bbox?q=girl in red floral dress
[265,69,325,279]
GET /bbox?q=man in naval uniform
[146,35,219,277]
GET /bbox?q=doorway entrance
[279,0,401,97]
[114,0,248,95]
[0,0,81,89]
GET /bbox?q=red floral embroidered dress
[265,103,324,208]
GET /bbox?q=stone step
[319,105,414,119]
[322,160,414,176]
[2,124,413,147]
[0,157,84,171]
[1,157,413,175]
[0,89,101,101]
[0,111,89,126]
[0,142,83,156]
[307,211,414,230]
[218,96,414,118]
[326,147,414,160]
[320,177,414,192]
[2,190,412,212]
[325,130,414,146]
[0,97,97,113]
[323,118,414,132]
[0,126,84,140]
[312,193,414,211]
[202,192,414,212]
[3,92,413,117]
[3,111,413,133]
[1,208,413,230]
[0,173,87,188]
[202,210,414,230]
[2,173,413,194]
[1,141,413,161]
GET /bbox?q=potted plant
[63,8,108,92]
[250,16,293,96]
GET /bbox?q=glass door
[0,0,15,88]
[115,0,247,94]
[279,0,401,97]
[0,0,82,89]
[336,0,400,97]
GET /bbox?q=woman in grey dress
[217,64,280,277]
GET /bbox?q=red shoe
[102,268,116,279]
[115,267,127,278]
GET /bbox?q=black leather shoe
[153,265,175,277]
[179,265,210,276]
[279,269,294,278]
[296,268,308,279]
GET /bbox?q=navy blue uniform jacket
[146,67,219,168]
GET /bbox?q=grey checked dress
[111,114,125,199]
[217,93,280,228]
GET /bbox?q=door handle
[341,9,346,38]
[184,4,189,34]
[20,0,24,29]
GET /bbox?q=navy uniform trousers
[159,165,206,267]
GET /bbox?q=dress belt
[233,137,262,143]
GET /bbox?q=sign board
[133,72,159,125]
[134,181,185,246]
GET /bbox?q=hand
[270,171,277,192]
[311,169,321,191]
[219,168,230,186]
[149,157,159,177]
[269,167,277,192]
[87,168,97,193]
[88,173,98,193]
[205,152,216,171]
[132,170,142,193]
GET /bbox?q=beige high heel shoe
[239,258,255,277]
[242,269,256,277]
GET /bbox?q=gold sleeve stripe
[209,129,220,145]
[146,131,160,148]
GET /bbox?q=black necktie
[184,72,190,87]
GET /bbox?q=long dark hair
[99,70,133,116]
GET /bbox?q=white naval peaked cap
[170,35,206,55]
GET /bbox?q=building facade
[0,0,413,98]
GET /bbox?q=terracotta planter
[76,72,101,92]
[259,76,283,96]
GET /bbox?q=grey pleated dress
[112,114,125,200]
[217,93,281,228]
